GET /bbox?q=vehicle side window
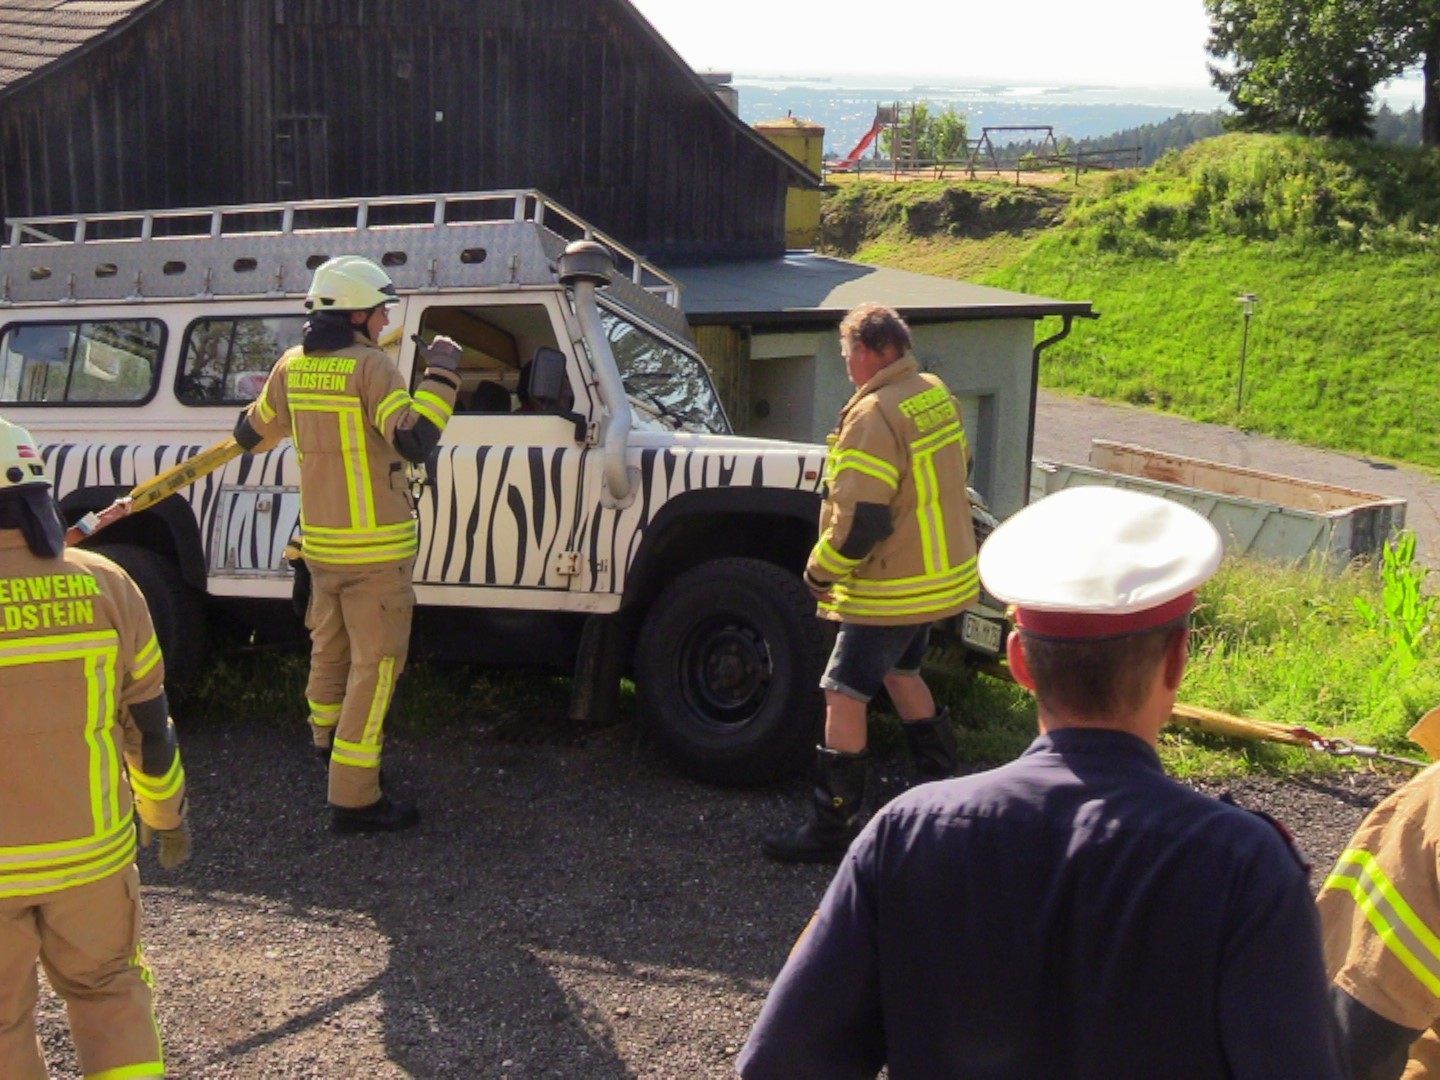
[178,315,307,405]
[0,320,164,405]
[414,303,561,415]
[599,308,730,435]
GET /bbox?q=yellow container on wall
[754,116,824,250]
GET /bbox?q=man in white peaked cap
[739,487,1341,1079]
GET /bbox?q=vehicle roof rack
[0,190,686,336]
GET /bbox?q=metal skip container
[1030,440,1407,568]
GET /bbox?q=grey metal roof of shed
[0,0,156,92]
[667,253,1093,326]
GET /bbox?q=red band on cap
[1014,591,1196,640]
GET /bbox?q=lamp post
[1235,292,1258,413]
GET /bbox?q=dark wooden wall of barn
[0,0,793,258]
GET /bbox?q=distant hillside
[827,133,1440,470]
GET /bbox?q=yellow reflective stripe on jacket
[289,392,378,530]
[828,448,901,490]
[813,538,863,578]
[132,632,161,680]
[837,560,979,597]
[0,815,135,871]
[375,388,410,431]
[300,520,418,565]
[910,420,966,576]
[413,390,454,428]
[86,650,122,830]
[335,407,375,530]
[303,521,417,540]
[0,631,122,836]
[0,815,136,899]
[129,750,184,803]
[821,559,979,619]
[1324,848,1440,996]
[256,392,277,424]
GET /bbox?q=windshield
[599,307,730,435]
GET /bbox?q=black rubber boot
[903,708,958,783]
[762,747,869,864]
[330,794,420,835]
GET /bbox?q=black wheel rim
[676,612,775,729]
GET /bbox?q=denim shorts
[820,623,932,702]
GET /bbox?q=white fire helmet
[304,255,399,312]
[0,419,50,491]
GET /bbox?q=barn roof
[0,0,159,93]
[0,0,820,189]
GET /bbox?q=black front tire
[91,542,208,694]
[635,557,831,787]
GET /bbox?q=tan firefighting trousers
[305,557,415,809]
[0,865,162,1079]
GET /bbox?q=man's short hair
[1019,617,1188,722]
[840,303,913,358]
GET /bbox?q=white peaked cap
[978,487,1223,638]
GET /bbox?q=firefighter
[763,303,979,864]
[1318,749,1440,1078]
[235,255,461,834]
[0,418,190,1080]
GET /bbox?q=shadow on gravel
[80,711,839,1078]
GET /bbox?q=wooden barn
[0,0,817,258]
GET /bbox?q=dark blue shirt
[739,728,1342,1079]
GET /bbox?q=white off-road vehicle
[0,191,1003,785]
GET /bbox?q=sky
[628,0,1219,88]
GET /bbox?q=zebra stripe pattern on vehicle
[38,441,825,595]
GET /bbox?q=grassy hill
[827,134,1440,471]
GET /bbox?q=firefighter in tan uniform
[764,303,979,863]
[1319,737,1440,1080]
[236,256,460,833]
[0,419,190,1079]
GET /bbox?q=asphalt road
[1033,390,1440,567]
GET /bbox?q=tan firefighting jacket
[1319,763,1440,1077]
[805,355,978,626]
[0,535,186,899]
[243,337,458,567]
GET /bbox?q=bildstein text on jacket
[0,572,102,630]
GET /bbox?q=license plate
[959,612,1004,655]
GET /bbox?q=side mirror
[525,347,572,412]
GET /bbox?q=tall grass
[906,551,1440,778]
[182,551,1439,780]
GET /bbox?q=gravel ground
[32,715,1404,1078]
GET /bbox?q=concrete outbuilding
[668,253,1093,518]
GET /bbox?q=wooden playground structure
[826,104,1142,183]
